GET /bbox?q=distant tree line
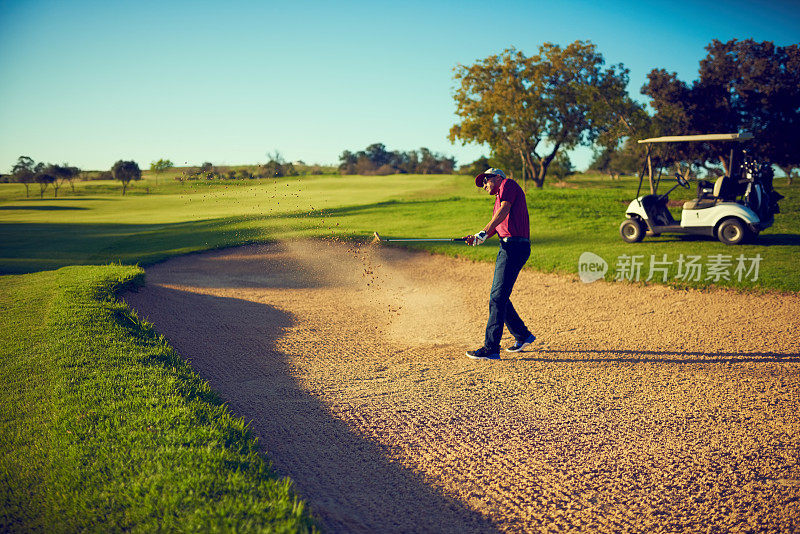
[7,156,82,198]
[5,155,143,196]
[459,153,575,182]
[2,152,338,199]
[175,153,302,181]
[338,143,456,175]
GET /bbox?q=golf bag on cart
[740,153,784,223]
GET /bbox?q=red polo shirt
[490,178,529,239]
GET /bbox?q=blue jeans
[484,240,532,351]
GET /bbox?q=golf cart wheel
[717,218,748,245]
[620,218,645,243]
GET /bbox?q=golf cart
[620,133,783,245]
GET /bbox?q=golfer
[464,168,536,360]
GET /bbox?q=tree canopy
[111,160,141,195]
[641,39,800,176]
[449,41,639,188]
[34,172,55,199]
[11,156,36,198]
[150,159,174,173]
[45,164,80,197]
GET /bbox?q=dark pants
[484,240,532,351]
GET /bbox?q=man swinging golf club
[464,168,536,360]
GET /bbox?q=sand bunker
[123,240,800,532]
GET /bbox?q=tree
[150,158,174,173]
[697,39,800,172]
[11,155,35,198]
[35,172,55,199]
[589,142,642,180]
[398,150,419,174]
[111,160,141,195]
[459,156,492,176]
[65,166,81,192]
[150,158,174,185]
[450,41,639,188]
[196,161,216,179]
[641,39,800,175]
[549,151,575,181]
[262,151,297,178]
[45,164,71,198]
[338,150,357,174]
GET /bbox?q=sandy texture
[123,241,800,533]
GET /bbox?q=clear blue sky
[1,0,798,172]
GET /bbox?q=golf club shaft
[383,238,465,242]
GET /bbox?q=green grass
[4,171,795,290]
[1,170,797,530]
[0,265,315,532]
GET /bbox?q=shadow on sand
[123,284,498,533]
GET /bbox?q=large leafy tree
[642,39,800,176]
[449,41,639,188]
[111,160,141,195]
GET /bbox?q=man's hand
[463,234,475,246]
[471,231,487,246]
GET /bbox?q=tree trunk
[122,181,127,195]
[533,162,546,188]
[534,142,561,188]
[23,184,30,198]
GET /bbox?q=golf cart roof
[637,133,754,144]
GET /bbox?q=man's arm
[484,200,512,237]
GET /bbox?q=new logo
[578,252,608,283]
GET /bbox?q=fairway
[123,240,800,532]
[2,173,799,291]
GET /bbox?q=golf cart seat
[683,173,742,210]
[712,173,739,201]
[682,176,728,210]
[683,198,719,210]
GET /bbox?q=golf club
[373,231,467,243]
